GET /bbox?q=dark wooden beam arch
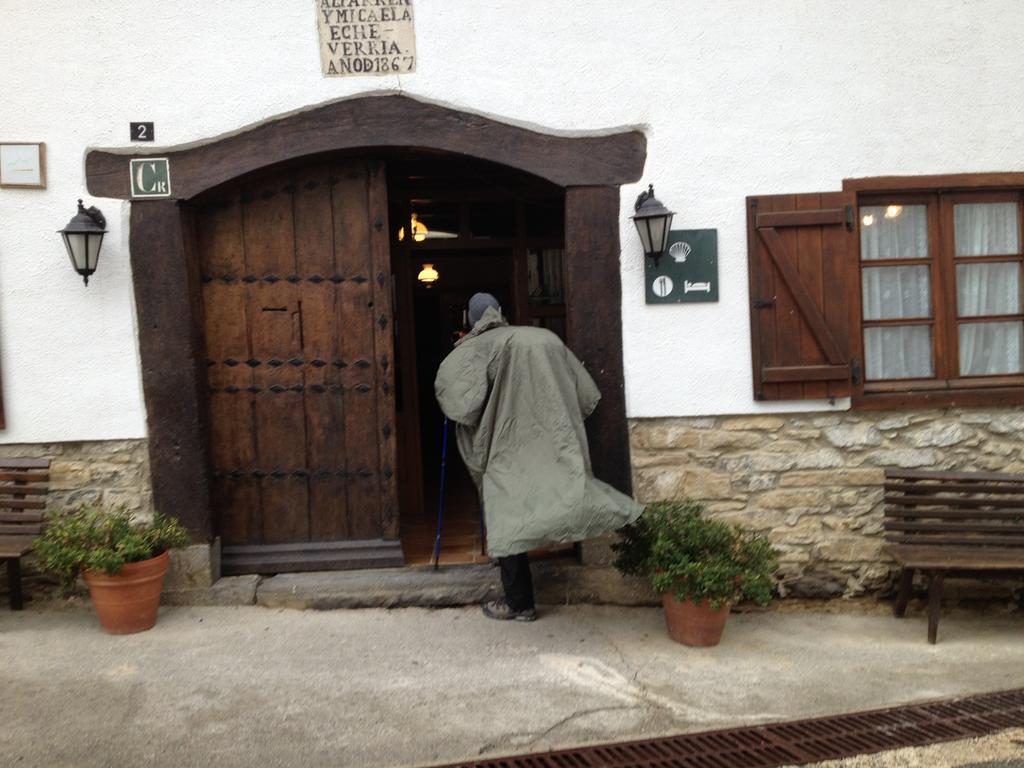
[86,94,646,200]
[115,97,644,552]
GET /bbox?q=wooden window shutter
[747,191,858,401]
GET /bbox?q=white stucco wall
[2,1,1023,442]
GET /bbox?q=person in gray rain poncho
[435,293,643,621]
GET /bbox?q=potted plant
[613,500,779,646]
[35,505,190,634]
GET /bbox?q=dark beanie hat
[468,292,501,325]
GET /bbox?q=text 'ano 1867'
[316,0,416,77]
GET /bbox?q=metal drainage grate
[434,688,1024,768]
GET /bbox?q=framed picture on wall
[0,142,46,188]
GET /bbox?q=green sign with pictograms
[645,229,718,304]
[129,158,172,198]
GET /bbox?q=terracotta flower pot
[82,550,170,635]
[661,592,731,647]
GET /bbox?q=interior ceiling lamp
[631,184,675,265]
[417,263,439,287]
[398,213,429,242]
[59,199,107,286]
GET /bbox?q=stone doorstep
[160,562,659,610]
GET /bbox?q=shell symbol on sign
[652,275,674,298]
[669,241,691,263]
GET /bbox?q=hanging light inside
[862,213,876,227]
[417,263,439,287]
[884,205,903,219]
[398,213,429,242]
[58,199,107,286]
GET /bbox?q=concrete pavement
[1,603,1022,767]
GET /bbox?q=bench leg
[927,570,944,645]
[893,568,913,618]
[7,558,23,611]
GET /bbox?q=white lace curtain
[861,202,1022,380]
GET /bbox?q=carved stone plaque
[316,0,416,77]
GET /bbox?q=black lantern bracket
[631,183,675,268]
[79,201,106,230]
[59,199,109,286]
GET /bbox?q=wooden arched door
[194,157,401,574]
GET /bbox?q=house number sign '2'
[315,0,417,77]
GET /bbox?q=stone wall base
[630,407,1024,599]
[0,439,152,514]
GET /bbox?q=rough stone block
[634,467,734,502]
[989,414,1024,435]
[162,575,260,606]
[697,431,763,451]
[731,472,778,492]
[257,566,502,609]
[824,423,883,449]
[755,489,828,509]
[50,462,93,490]
[816,537,884,563]
[580,533,620,567]
[721,416,785,431]
[792,450,845,469]
[905,421,974,448]
[864,449,939,468]
[166,543,215,590]
[630,425,700,450]
[724,453,796,472]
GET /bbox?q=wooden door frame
[88,94,645,542]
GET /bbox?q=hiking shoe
[482,598,537,622]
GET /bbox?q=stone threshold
[161,560,658,609]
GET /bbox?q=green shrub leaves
[34,506,190,592]
[613,500,779,610]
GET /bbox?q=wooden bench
[0,458,51,610]
[884,468,1024,643]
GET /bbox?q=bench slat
[0,499,45,510]
[885,494,1024,509]
[887,544,1024,570]
[0,512,44,523]
[884,481,1024,496]
[885,521,1024,535]
[0,458,51,470]
[885,533,1024,547]
[885,508,1024,521]
[0,472,49,483]
[0,523,43,535]
[0,535,35,558]
[0,486,49,496]
[886,468,1024,483]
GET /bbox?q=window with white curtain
[859,193,1024,388]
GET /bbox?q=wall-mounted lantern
[631,184,675,265]
[417,262,439,287]
[59,200,107,286]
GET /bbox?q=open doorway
[387,152,570,565]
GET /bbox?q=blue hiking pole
[432,416,450,570]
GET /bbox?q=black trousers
[498,552,535,611]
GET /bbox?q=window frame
[844,174,1024,409]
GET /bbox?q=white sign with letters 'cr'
[129,158,172,198]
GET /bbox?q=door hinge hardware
[753,298,775,309]
[851,357,862,386]
[845,204,855,232]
